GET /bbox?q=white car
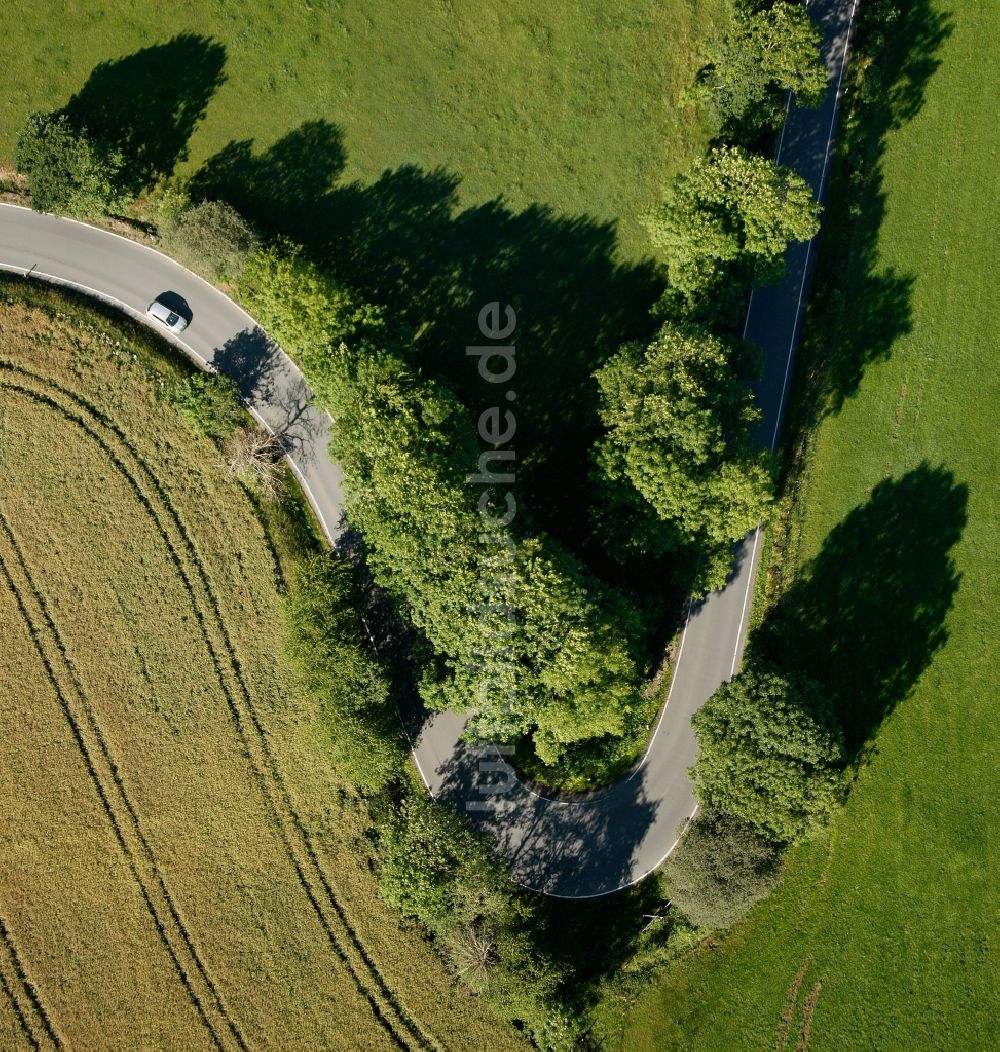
[146,296,189,333]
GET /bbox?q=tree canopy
[663,808,784,928]
[644,145,820,323]
[16,111,129,219]
[593,322,774,589]
[690,662,845,842]
[698,0,828,139]
[240,244,646,765]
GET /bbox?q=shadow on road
[759,464,967,760]
[190,122,662,561]
[433,743,661,900]
[794,1,953,419]
[212,328,324,459]
[61,34,227,193]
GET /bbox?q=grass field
[0,0,725,262]
[598,1,998,1048]
[0,0,731,622]
[0,278,524,1050]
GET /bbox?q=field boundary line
[0,498,245,1052]
[0,362,437,1052]
[0,910,61,1050]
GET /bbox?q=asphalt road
[411,0,859,897]
[0,0,856,899]
[0,211,346,544]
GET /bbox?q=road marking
[0,260,339,546]
[0,0,860,894]
[0,203,337,428]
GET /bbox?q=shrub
[15,112,130,219]
[167,372,244,439]
[663,808,784,928]
[159,199,259,281]
[378,793,575,1047]
[222,425,286,500]
[283,553,406,793]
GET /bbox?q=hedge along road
[0,0,856,899]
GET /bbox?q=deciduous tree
[698,0,828,139]
[594,323,773,590]
[644,146,820,323]
[663,808,783,928]
[16,112,129,219]
[240,244,646,764]
[690,662,845,842]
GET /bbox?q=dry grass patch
[0,278,523,1051]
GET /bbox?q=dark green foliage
[379,794,575,1049]
[166,371,244,439]
[594,323,774,590]
[15,112,129,218]
[663,808,783,929]
[698,0,828,140]
[240,244,647,766]
[644,145,820,324]
[159,199,259,281]
[690,662,845,843]
[284,552,407,792]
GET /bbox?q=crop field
[0,0,726,261]
[602,1,998,1048]
[0,278,523,1050]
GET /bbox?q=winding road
[0,0,857,899]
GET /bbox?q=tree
[222,425,285,500]
[159,199,259,281]
[663,808,783,928]
[593,323,774,589]
[167,371,244,438]
[284,553,406,792]
[698,0,828,139]
[690,662,845,842]
[15,112,130,219]
[240,243,646,764]
[644,146,820,323]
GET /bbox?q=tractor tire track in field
[0,362,437,1052]
[0,509,244,1052]
[0,910,61,1050]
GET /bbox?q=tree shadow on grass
[794,1,954,419]
[191,123,663,553]
[759,464,967,760]
[61,34,227,193]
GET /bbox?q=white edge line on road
[0,260,338,546]
[0,202,337,428]
[513,807,702,900]
[768,0,859,455]
[413,0,861,845]
[1,0,859,894]
[722,0,861,685]
[510,0,863,883]
[729,527,763,679]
